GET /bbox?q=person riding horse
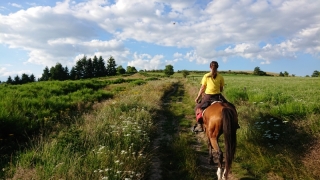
[193,61,239,132]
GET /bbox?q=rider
[193,61,239,132]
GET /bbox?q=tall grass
[4,79,175,179]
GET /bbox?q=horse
[202,101,238,180]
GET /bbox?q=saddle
[196,101,221,123]
[196,94,237,123]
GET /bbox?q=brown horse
[202,101,238,180]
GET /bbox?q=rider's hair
[210,61,219,69]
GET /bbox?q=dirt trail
[192,131,238,180]
[149,84,178,180]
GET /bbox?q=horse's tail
[222,107,237,176]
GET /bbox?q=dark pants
[194,93,235,117]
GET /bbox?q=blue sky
[0,0,319,81]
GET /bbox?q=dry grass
[302,139,320,179]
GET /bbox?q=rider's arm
[195,85,206,103]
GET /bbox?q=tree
[84,58,94,78]
[63,66,69,80]
[253,66,266,76]
[116,65,126,74]
[106,56,117,76]
[13,75,21,84]
[29,74,36,82]
[40,66,51,81]
[96,56,107,77]
[69,67,77,80]
[6,76,13,84]
[50,63,66,80]
[284,71,289,77]
[181,70,190,78]
[279,71,284,77]
[92,55,99,77]
[126,66,137,74]
[21,73,30,84]
[75,56,86,79]
[311,70,319,77]
[253,67,261,75]
[164,65,174,76]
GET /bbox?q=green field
[0,73,319,179]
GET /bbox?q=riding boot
[193,122,204,132]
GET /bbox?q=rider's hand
[195,97,200,103]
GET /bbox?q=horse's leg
[216,149,224,180]
[207,138,214,165]
[209,136,223,180]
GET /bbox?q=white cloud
[128,53,164,70]
[8,3,22,8]
[0,65,33,80]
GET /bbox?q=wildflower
[102,176,108,180]
[99,146,105,151]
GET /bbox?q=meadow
[0,73,319,179]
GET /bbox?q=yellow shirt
[201,72,224,94]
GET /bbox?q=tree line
[3,55,140,85]
[254,67,319,77]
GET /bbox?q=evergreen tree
[97,56,107,77]
[106,56,117,76]
[63,66,69,80]
[21,73,30,84]
[40,66,51,81]
[85,58,94,78]
[29,74,36,82]
[92,55,99,77]
[75,56,86,79]
[6,76,13,84]
[69,67,77,80]
[13,75,21,85]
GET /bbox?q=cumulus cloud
[128,53,164,70]
[0,0,319,72]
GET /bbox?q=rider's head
[210,61,219,73]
